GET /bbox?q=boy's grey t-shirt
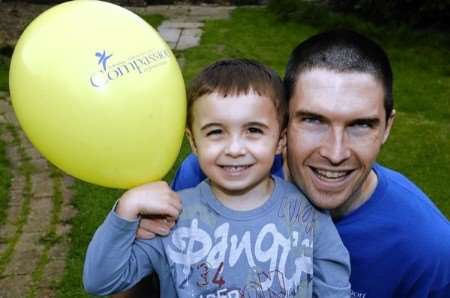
[83,176,350,297]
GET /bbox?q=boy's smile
[187,91,285,210]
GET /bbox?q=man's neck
[331,170,378,219]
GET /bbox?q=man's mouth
[311,167,354,180]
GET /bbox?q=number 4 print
[213,262,225,287]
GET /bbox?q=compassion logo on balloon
[90,48,171,88]
[9,0,186,189]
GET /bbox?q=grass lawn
[0,5,448,297]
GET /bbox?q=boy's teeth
[223,165,248,172]
[316,169,348,179]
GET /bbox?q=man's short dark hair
[187,58,287,129]
[284,29,393,120]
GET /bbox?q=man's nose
[319,127,351,164]
[225,136,246,156]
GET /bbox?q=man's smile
[311,167,355,180]
[307,166,357,192]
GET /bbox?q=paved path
[131,5,235,50]
[0,91,77,298]
[0,4,234,298]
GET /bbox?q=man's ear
[382,109,396,144]
[185,128,198,155]
[276,128,287,154]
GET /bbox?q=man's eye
[248,127,263,134]
[351,121,374,129]
[302,116,322,124]
[206,129,222,136]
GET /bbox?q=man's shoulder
[375,164,450,248]
[376,164,447,216]
[374,164,439,212]
[375,164,427,197]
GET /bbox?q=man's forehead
[296,68,380,87]
[290,69,386,119]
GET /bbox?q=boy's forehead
[193,91,278,119]
[197,90,277,106]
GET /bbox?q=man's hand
[116,181,182,223]
[136,215,176,239]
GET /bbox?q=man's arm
[171,153,207,191]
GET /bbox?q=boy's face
[187,91,285,199]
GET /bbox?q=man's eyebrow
[349,117,381,126]
[292,110,325,119]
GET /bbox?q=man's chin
[304,189,349,211]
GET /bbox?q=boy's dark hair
[187,59,287,129]
[284,29,394,121]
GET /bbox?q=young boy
[83,59,351,297]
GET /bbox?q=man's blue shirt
[171,153,450,297]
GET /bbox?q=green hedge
[268,0,450,30]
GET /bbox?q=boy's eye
[206,129,222,136]
[247,127,263,134]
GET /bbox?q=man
[118,29,450,297]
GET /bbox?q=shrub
[268,0,450,30]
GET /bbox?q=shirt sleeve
[83,210,165,296]
[313,210,351,298]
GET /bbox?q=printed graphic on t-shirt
[164,195,315,297]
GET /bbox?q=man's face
[287,69,394,217]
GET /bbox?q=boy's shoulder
[274,176,310,201]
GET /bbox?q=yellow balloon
[9,0,186,189]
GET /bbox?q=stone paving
[130,5,235,50]
[0,4,234,298]
[0,91,77,298]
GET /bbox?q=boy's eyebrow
[246,121,270,128]
[200,123,222,131]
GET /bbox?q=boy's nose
[225,137,246,156]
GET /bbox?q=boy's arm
[83,211,160,295]
[116,181,181,221]
[313,210,351,298]
[83,181,181,295]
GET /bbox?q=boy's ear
[276,129,287,154]
[185,128,198,155]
